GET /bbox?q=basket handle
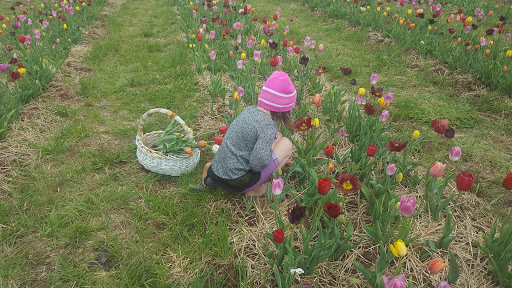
[136,108,193,141]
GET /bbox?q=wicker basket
[136,108,200,176]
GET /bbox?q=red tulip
[504,172,512,190]
[193,6,198,11]
[270,57,278,67]
[18,34,26,43]
[456,172,475,191]
[214,137,223,145]
[323,202,343,218]
[325,145,335,157]
[283,40,288,47]
[458,8,463,14]
[294,46,300,54]
[367,144,378,157]
[318,177,331,195]
[273,13,278,21]
[262,17,267,24]
[431,119,449,135]
[272,228,284,243]
[252,17,258,21]
[197,34,202,41]
[219,126,228,134]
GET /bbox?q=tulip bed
[0,0,106,139]
[296,0,512,96]
[176,0,512,287]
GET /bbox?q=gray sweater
[211,106,278,179]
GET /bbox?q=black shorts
[203,166,261,194]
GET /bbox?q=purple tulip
[310,41,316,49]
[382,275,407,288]
[233,22,242,30]
[386,164,396,175]
[380,110,389,122]
[237,60,243,69]
[481,38,487,46]
[272,177,284,195]
[253,50,261,61]
[464,26,470,33]
[247,40,253,48]
[237,86,244,97]
[210,51,216,60]
[42,21,49,27]
[25,35,32,45]
[212,6,217,11]
[224,9,229,15]
[355,95,369,104]
[0,64,10,72]
[399,195,417,217]
[271,22,276,29]
[370,74,378,85]
[437,281,452,288]
[384,92,394,103]
[449,146,461,161]
[237,35,241,43]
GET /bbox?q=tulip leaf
[447,251,460,284]
[353,261,376,286]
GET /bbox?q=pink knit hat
[258,71,297,112]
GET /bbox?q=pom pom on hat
[258,71,297,112]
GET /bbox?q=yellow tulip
[467,16,472,23]
[399,19,404,25]
[2,24,6,29]
[205,44,208,49]
[241,53,246,60]
[189,44,192,48]
[64,0,67,4]
[76,6,80,11]
[191,34,195,39]
[395,173,403,183]
[257,60,261,64]
[190,1,193,5]
[386,7,390,12]
[63,24,68,30]
[312,118,319,128]
[390,239,407,257]
[357,88,366,96]
[233,91,240,100]
[489,40,493,46]
[377,7,381,11]
[327,163,334,173]
[428,25,432,31]
[383,12,387,16]
[41,3,44,8]
[507,50,512,58]
[261,39,266,46]
[55,4,58,7]
[412,130,420,139]
[192,44,196,48]
[18,68,26,75]
[407,9,412,15]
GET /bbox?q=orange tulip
[198,141,207,147]
[313,94,321,107]
[429,162,446,178]
[457,38,461,43]
[504,66,508,72]
[475,45,480,51]
[488,10,493,17]
[428,258,448,274]
[485,49,490,56]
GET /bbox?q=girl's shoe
[245,183,269,200]
[188,182,207,190]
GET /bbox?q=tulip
[507,50,512,58]
[304,36,311,46]
[198,140,207,147]
[323,202,343,218]
[325,145,335,157]
[326,163,334,173]
[380,110,389,122]
[237,60,243,69]
[294,46,300,54]
[18,34,26,43]
[272,177,284,195]
[456,172,475,191]
[184,147,194,155]
[237,86,244,97]
[212,144,220,153]
[358,88,366,96]
[312,118,319,128]
[210,50,216,60]
[503,172,512,190]
[272,228,284,243]
[370,73,378,85]
[214,137,223,145]
[396,173,403,183]
[386,164,396,175]
[367,144,378,157]
[437,281,452,288]
[313,94,321,107]
[429,162,446,178]
[287,47,293,56]
[382,275,407,288]
[270,57,278,67]
[449,146,461,161]
[428,258,448,274]
[390,239,407,257]
[219,126,228,134]
[398,195,416,216]
[253,50,261,61]
[318,177,331,195]
[412,130,420,139]
[318,44,324,52]
[384,92,394,103]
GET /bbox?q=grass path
[0,0,511,287]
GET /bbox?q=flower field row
[296,0,512,96]
[0,0,106,139]
[176,0,512,286]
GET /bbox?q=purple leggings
[243,151,280,193]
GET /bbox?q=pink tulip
[277,56,283,65]
[287,47,293,56]
[247,40,253,48]
[237,60,243,69]
[384,92,394,103]
[386,164,396,175]
[285,26,289,32]
[304,36,311,46]
[437,281,451,288]
[237,86,244,97]
[318,44,324,52]
[429,162,446,178]
[237,35,241,43]
[253,50,261,61]
[382,275,407,288]
[210,51,216,60]
[370,74,378,85]
[506,33,511,41]
[210,30,215,39]
[310,41,316,49]
[449,146,461,161]
[464,26,470,33]
[380,110,390,122]
[272,177,284,195]
[398,195,416,217]
[56,39,61,44]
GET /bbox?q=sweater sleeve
[249,123,278,172]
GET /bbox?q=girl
[201,71,295,198]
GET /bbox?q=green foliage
[420,210,457,259]
[353,244,393,288]
[152,119,198,155]
[475,219,512,287]
[423,173,456,221]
